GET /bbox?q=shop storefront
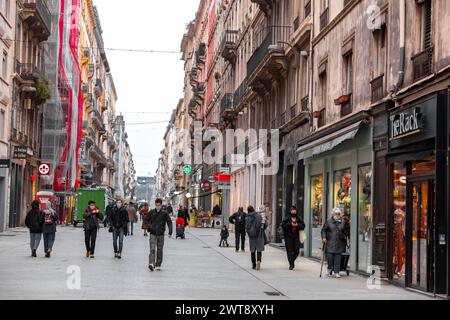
[383,92,448,294]
[298,116,373,274]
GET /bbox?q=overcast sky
[93,0,200,177]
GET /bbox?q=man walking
[229,207,247,252]
[127,202,138,236]
[144,199,173,271]
[111,199,129,259]
[83,201,103,259]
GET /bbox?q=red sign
[214,173,231,183]
[39,163,51,176]
[201,180,212,190]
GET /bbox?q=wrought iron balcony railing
[22,0,51,41]
[220,30,238,63]
[233,78,248,108]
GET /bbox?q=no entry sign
[39,163,51,176]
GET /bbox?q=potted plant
[35,78,51,105]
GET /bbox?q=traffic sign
[39,163,51,176]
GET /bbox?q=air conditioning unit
[24,98,32,110]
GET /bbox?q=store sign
[13,147,28,159]
[39,163,51,176]
[0,159,10,169]
[390,107,423,140]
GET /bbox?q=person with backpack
[25,200,45,257]
[229,207,247,252]
[83,200,103,259]
[245,206,265,271]
[281,206,306,270]
[42,202,58,258]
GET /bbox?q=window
[420,0,432,51]
[310,175,324,259]
[392,162,406,280]
[358,165,372,273]
[0,109,5,140]
[2,50,7,79]
[341,52,353,117]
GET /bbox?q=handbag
[300,230,306,244]
[108,226,113,233]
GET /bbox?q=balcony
[280,112,286,127]
[290,103,297,120]
[247,26,290,94]
[91,108,103,129]
[301,95,309,112]
[85,93,94,111]
[195,43,206,67]
[220,30,238,64]
[412,47,433,82]
[189,67,199,87]
[87,64,94,78]
[251,0,274,15]
[370,75,385,103]
[320,7,329,31]
[85,127,95,147]
[89,143,107,167]
[20,0,51,42]
[94,78,103,97]
[220,93,235,122]
[233,78,248,108]
[16,61,43,82]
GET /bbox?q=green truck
[74,188,108,227]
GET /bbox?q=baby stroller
[176,217,186,239]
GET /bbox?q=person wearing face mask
[83,201,103,258]
[144,199,173,271]
[281,206,306,270]
[321,207,349,278]
[111,199,129,259]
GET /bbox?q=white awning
[297,121,365,160]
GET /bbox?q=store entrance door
[407,178,435,292]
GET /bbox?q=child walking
[219,225,229,247]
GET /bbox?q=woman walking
[25,200,45,257]
[245,206,265,271]
[321,207,349,278]
[281,206,305,270]
[140,202,150,236]
[83,200,103,258]
[43,202,58,258]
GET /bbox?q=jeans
[128,222,134,235]
[84,229,98,254]
[327,253,342,274]
[113,227,125,254]
[43,233,56,252]
[251,251,262,267]
[30,233,42,251]
[235,229,246,251]
[219,237,229,247]
[149,234,165,267]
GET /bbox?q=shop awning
[297,121,365,160]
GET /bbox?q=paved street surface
[0,224,432,300]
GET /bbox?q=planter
[312,111,322,118]
[334,94,350,105]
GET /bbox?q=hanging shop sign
[13,147,28,159]
[201,180,212,190]
[0,159,10,168]
[39,163,51,176]
[389,107,423,141]
[183,165,192,174]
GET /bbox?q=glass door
[408,179,434,292]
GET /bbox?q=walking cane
[320,243,326,278]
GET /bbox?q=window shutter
[423,0,432,49]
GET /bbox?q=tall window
[0,109,5,140]
[372,25,386,78]
[2,50,7,79]
[311,175,324,259]
[421,0,432,50]
[344,52,353,95]
[358,165,372,273]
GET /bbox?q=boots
[31,249,37,257]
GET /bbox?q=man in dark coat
[144,199,173,271]
[111,199,129,259]
[321,207,350,278]
[25,200,45,257]
[281,206,306,270]
[83,200,103,259]
[229,207,247,252]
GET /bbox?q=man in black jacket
[229,207,247,252]
[111,199,129,259]
[25,200,45,257]
[144,198,173,271]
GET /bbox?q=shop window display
[392,163,406,280]
[334,169,352,221]
[310,175,323,259]
[358,165,372,273]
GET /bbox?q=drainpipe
[393,0,406,93]
[308,0,315,132]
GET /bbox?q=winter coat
[127,206,138,223]
[229,210,247,232]
[83,207,103,231]
[144,209,173,236]
[220,228,229,238]
[42,208,58,234]
[177,209,190,226]
[245,212,265,252]
[25,201,45,234]
[111,206,129,230]
[321,217,349,254]
[281,217,305,240]
[140,208,150,230]
[105,204,115,224]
